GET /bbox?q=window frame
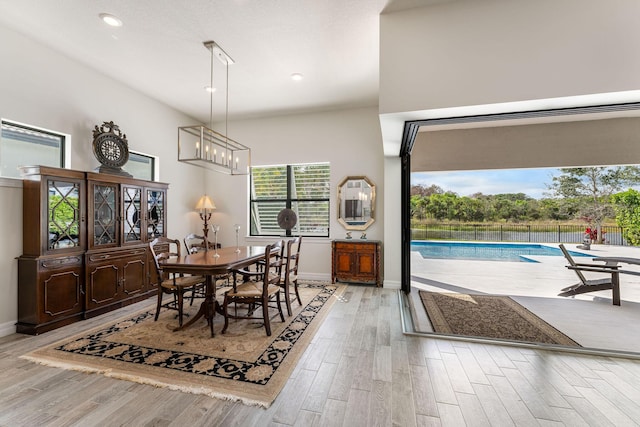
[124,150,159,181]
[250,162,330,237]
[0,119,71,185]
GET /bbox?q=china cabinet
[331,240,381,286]
[17,166,168,334]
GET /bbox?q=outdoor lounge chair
[558,244,622,305]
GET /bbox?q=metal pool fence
[411,223,627,246]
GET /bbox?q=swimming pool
[411,241,591,263]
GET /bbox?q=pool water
[411,241,591,263]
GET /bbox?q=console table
[331,240,381,286]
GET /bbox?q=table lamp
[195,195,216,251]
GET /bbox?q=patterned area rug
[23,282,344,407]
[419,291,581,347]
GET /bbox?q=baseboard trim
[0,320,16,337]
[383,280,400,289]
[299,273,331,282]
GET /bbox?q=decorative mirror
[337,176,375,230]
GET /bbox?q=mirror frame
[337,175,376,231]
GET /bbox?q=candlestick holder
[234,224,241,253]
[212,224,220,257]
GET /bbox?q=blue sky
[411,168,560,200]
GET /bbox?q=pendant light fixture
[178,41,250,175]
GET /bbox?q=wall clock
[92,121,132,176]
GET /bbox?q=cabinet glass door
[47,179,82,250]
[147,189,165,240]
[123,186,142,243]
[93,183,117,246]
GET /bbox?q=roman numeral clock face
[92,121,129,169]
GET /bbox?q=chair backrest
[150,236,182,280]
[263,240,284,289]
[558,244,587,284]
[183,233,216,254]
[284,236,302,281]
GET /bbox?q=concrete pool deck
[410,242,640,355]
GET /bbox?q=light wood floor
[2,286,640,426]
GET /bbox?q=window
[250,162,330,237]
[123,151,156,181]
[0,120,66,178]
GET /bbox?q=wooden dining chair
[281,236,302,316]
[183,233,220,254]
[149,237,206,327]
[183,233,228,301]
[221,240,285,336]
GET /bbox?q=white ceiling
[0,0,448,124]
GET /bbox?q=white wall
[383,156,401,288]
[0,24,206,336]
[379,0,640,115]
[204,107,385,282]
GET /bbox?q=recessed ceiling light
[291,73,304,81]
[99,13,123,27]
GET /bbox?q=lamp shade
[195,195,216,211]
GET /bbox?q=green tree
[492,197,519,222]
[425,192,459,220]
[410,194,428,220]
[547,166,640,243]
[455,197,485,221]
[539,197,572,221]
[411,184,443,197]
[611,189,640,245]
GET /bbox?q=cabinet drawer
[334,241,376,251]
[40,255,83,270]
[88,248,147,263]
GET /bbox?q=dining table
[159,245,267,337]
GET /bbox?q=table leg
[174,276,216,337]
[207,278,215,337]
